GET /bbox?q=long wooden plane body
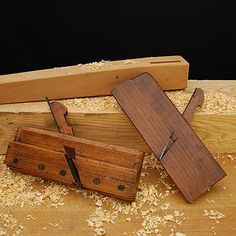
[0,56,189,104]
[5,127,144,201]
[112,73,226,202]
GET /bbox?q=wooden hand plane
[5,98,144,201]
[112,73,226,203]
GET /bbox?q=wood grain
[0,112,235,155]
[0,156,235,236]
[5,127,144,201]
[46,98,74,136]
[0,56,189,104]
[112,73,226,202]
[182,88,204,123]
[186,80,236,98]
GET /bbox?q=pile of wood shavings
[76,60,109,71]
[0,155,69,208]
[0,213,24,236]
[0,153,231,235]
[63,96,120,113]
[167,91,236,113]
[0,153,184,236]
[55,59,138,73]
[78,153,184,236]
[62,91,236,113]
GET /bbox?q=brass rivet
[12,158,18,165]
[118,185,125,191]
[93,178,100,185]
[60,170,66,176]
[38,164,45,170]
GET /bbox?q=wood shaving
[160,202,170,210]
[26,215,36,220]
[94,227,106,235]
[49,223,59,227]
[206,199,216,203]
[176,233,186,236]
[95,199,103,207]
[227,154,236,160]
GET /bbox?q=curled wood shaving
[227,154,236,161]
[26,215,36,220]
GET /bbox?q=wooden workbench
[0,80,235,235]
[0,155,235,236]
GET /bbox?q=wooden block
[0,56,189,104]
[112,73,226,202]
[5,127,144,201]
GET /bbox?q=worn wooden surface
[112,73,226,202]
[0,80,235,235]
[46,98,74,136]
[0,155,235,236]
[0,81,235,154]
[0,56,189,104]
[182,88,204,122]
[5,127,143,201]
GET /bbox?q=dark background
[0,1,235,79]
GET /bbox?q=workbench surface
[0,155,235,236]
[0,80,235,236]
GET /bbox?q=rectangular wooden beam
[0,56,189,104]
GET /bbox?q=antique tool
[46,97,82,186]
[5,127,144,201]
[112,73,226,203]
[0,56,189,104]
